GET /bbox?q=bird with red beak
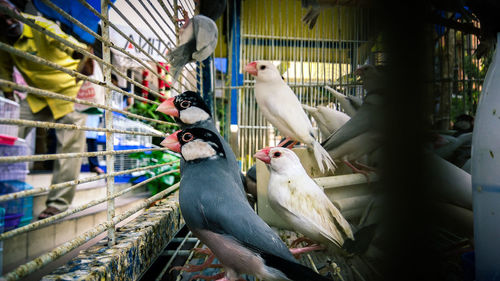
[161,127,333,281]
[244,60,336,173]
[255,146,357,256]
[157,91,248,198]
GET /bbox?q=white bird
[302,104,351,136]
[322,65,384,175]
[244,61,336,173]
[324,86,362,117]
[254,146,354,250]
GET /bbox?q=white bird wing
[257,83,315,143]
[324,86,357,116]
[276,176,354,246]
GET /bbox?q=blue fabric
[32,0,115,44]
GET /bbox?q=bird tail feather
[301,104,317,114]
[312,141,336,173]
[166,40,196,80]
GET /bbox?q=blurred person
[0,0,89,219]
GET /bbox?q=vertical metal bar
[101,0,115,246]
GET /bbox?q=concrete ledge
[41,195,183,281]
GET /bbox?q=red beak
[156,97,179,117]
[244,61,258,76]
[254,147,272,164]
[160,130,181,152]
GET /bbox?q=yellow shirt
[0,14,86,120]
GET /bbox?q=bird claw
[290,237,316,248]
[290,244,325,259]
[193,247,213,256]
[343,160,374,183]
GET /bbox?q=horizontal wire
[0,160,179,202]
[0,79,177,126]
[0,118,164,137]
[0,5,169,104]
[0,147,170,163]
[75,0,197,89]
[0,168,180,241]
[2,181,180,281]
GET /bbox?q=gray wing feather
[192,15,218,61]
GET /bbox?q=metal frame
[0,1,201,279]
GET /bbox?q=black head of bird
[156,91,211,125]
[161,127,225,162]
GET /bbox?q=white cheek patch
[179,107,211,124]
[181,139,217,161]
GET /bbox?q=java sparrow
[161,128,333,281]
[255,147,354,251]
[156,91,247,199]
[321,65,385,173]
[244,61,336,174]
[167,14,218,80]
[302,104,351,136]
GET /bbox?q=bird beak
[254,147,271,164]
[161,131,181,152]
[244,61,258,76]
[156,97,179,117]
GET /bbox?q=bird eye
[180,100,191,109]
[260,65,266,70]
[273,152,281,157]
[181,132,194,142]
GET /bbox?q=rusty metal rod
[0,160,179,202]
[0,147,170,163]
[0,119,164,137]
[1,182,180,281]
[0,80,177,126]
[101,0,116,246]
[0,169,179,241]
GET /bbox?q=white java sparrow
[324,86,363,117]
[302,104,351,136]
[255,146,354,250]
[244,61,336,173]
[321,65,385,172]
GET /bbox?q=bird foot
[277,137,298,149]
[176,6,189,26]
[170,261,222,274]
[290,237,317,248]
[353,161,377,172]
[343,160,373,183]
[290,244,325,259]
[170,251,221,273]
[190,272,226,281]
[193,247,213,256]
